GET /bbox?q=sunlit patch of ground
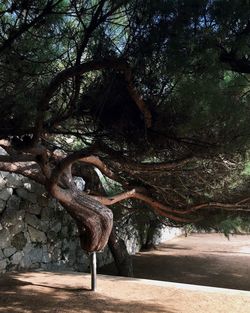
[0,271,250,313]
[101,233,250,291]
[1,234,250,312]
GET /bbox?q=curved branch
[0,155,36,163]
[124,68,152,128]
[92,189,250,222]
[92,189,194,223]
[79,155,120,181]
[108,156,194,174]
[0,161,45,184]
[50,149,122,187]
[98,143,193,173]
[183,201,250,214]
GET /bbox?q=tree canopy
[1,0,250,253]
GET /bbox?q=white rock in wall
[0,147,7,155]
[73,176,86,191]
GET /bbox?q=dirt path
[0,271,250,313]
[1,233,250,312]
[133,233,250,291]
[101,233,250,291]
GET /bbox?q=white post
[90,252,97,291]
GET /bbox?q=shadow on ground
[0,275,172,313]
[99,234,250,291]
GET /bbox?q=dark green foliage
[1,0,250,232]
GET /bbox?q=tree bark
[108,228,133,277]
[49,184,113,252]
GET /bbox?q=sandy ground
[101,233,250,291]
[0,271,250,313]
[0,233,250,313]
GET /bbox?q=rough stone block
[0,188,13,201]
[2,209,25,227]
[37,195,49,208]
[0,171,8,178]
[20,254,32,268]
[41,207,53,220]
[29,247,43,263]
[23,243,33,254]
[50,222,61,233]
[61,226,68,237]
[11,232,27,250]
[51,247,62,262]
[25,213,41,230]
[11,251,24,264]
[0,229,11,249]
[0,199,6,213]
[16,188,37,204]
[6,173,23,188]
[20,201,41,215]
[26,181,45,194]
[47,230,57,241]
[3,246,17,258]
[40,221,50,232]
[9,220,25,236]
[42,247,51,263]
[0,259,7,272]
[28,226,46,243]
[0,177,6,189]
[6,195,21,211]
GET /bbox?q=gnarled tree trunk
[108,228,133,277]
[59,191,113,252]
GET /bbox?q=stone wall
[0,170,95,273]
[0,167,183,274]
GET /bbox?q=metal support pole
[90,252,97,291]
